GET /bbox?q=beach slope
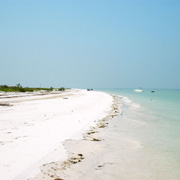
[0,89,113,180]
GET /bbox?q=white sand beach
[28,93,120,180]
[0,89,114,180]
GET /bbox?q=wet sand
[28,94,180,180]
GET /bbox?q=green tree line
[0,84,66,92]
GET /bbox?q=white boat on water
[134,89,144,92]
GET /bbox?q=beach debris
[87,131,97,135]
[98,123,106,128]
[54,178,64,180]
[92,138,101,141]
[95,164,104,170]
[69,157,80,164]
[98,164,103,168]
[78,153,83,157]
[0,103,12,106]
[95,162,114,170]
[59,153,85,170]
[63,97,68,99]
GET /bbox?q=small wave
[132,103,141,108]
[118,96,141,109]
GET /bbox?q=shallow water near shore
[96,88,180,179]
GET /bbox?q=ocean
[96,89,180,179]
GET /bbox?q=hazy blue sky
[0,0,180,89]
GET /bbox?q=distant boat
[151,90,155,93]
[134,89,144,92]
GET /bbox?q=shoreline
[2,89,179,180]
[0,89,115,180]
[29,93,121,180]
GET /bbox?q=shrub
[19,88,26,92]
[0,85,9,88]
[59,87,65,91]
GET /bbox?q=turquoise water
[103,89,180,124]
[97,89,180,179]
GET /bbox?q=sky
[0,0,180,89]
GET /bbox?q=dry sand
[0,89,114,180]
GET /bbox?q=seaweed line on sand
[28,93,121,180]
